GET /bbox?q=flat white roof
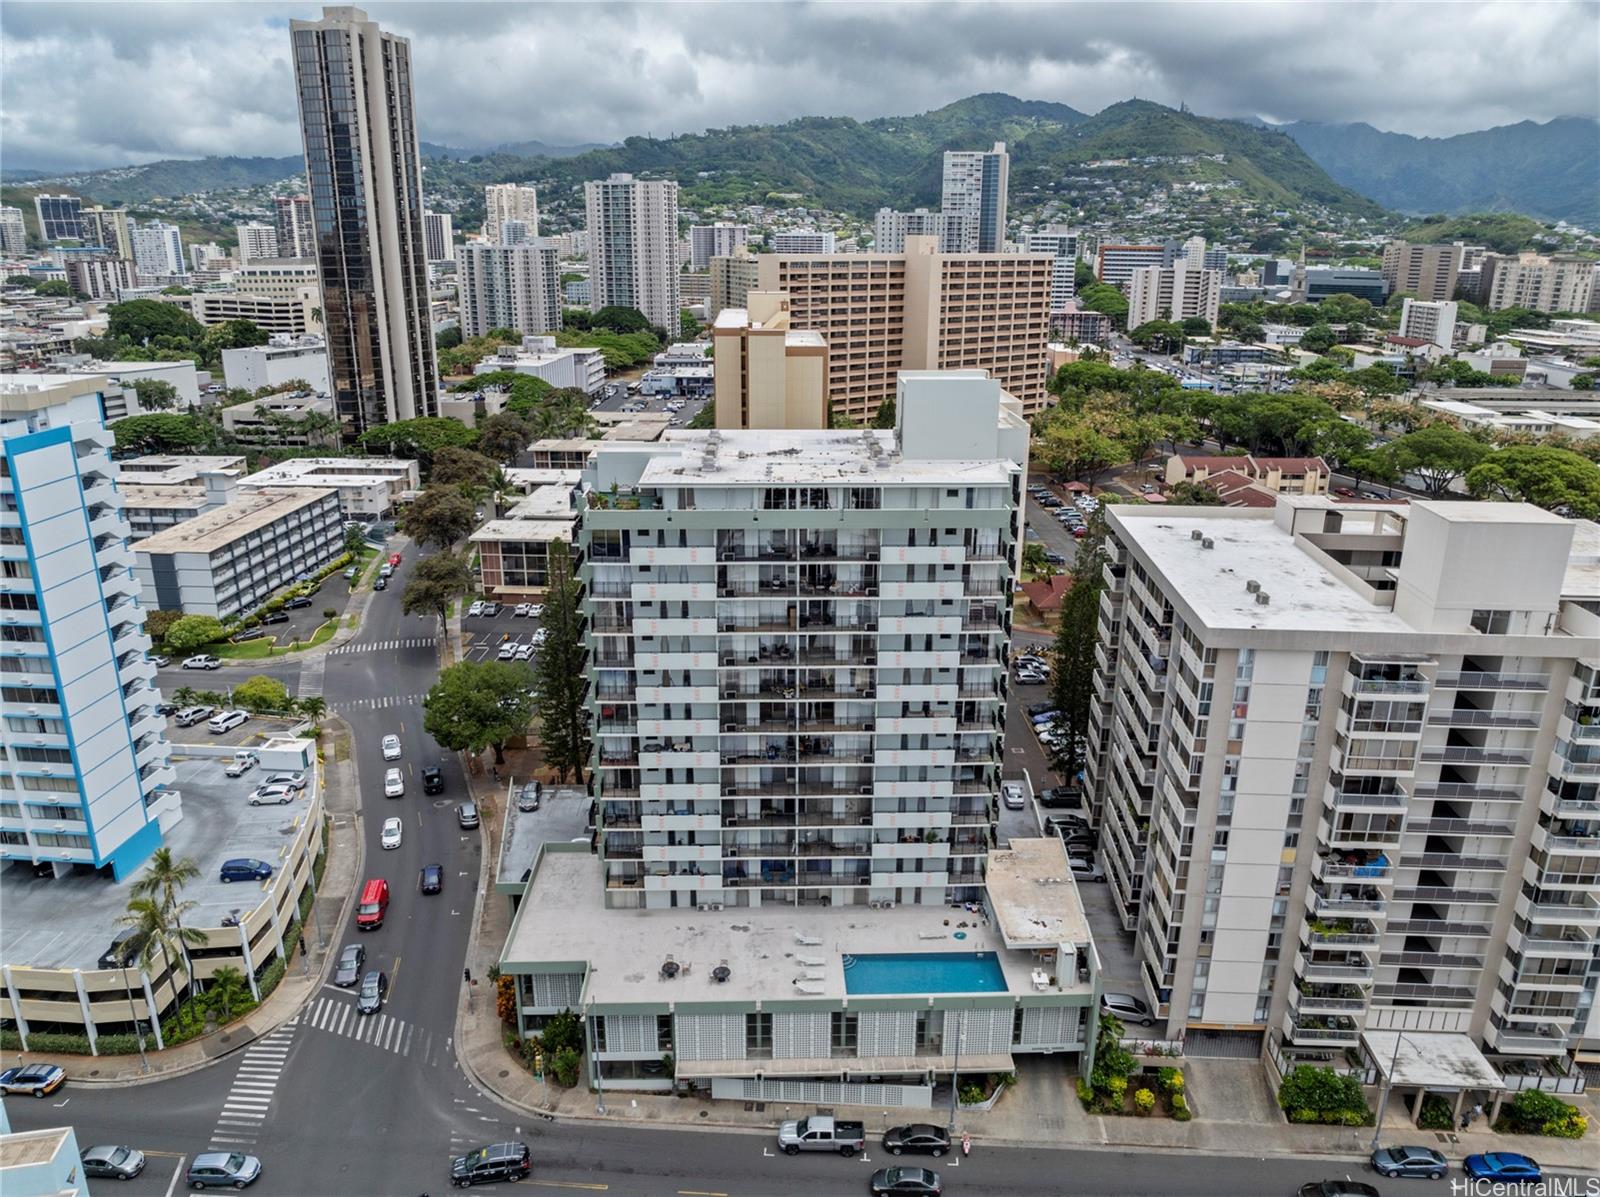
[505,484,575,520]
[504,467,583,490]
[626,428,1012,487]
[470,519,573,544]
[133,487,337,553]
[984,837,1091,948]
[1563,519,1600,599]
[241,457,414,484]
[1362,1030,1503,1090]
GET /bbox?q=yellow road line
[530,1182,608,1191]
[388,954,402,1000]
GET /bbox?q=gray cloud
[3,1,1596,172]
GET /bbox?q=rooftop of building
[1564,519,1600,599]
[621,428,1013,487]
[503,467,583,491]
[117,482,211,510]
[240,456,415,483]
[0,1127,71,1169]
[504,483,576,521]
[470,518,574,544]
[503,843,1093,1005]
[116,454,246,484]
[133,486,336,554]
[0,371,103,407]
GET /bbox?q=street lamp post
[946,1007,966,1133]
[120,969,149,1074]
[1369,1030,1409,1155]
[588,1003,606,1115]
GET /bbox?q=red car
[387,552,402,567]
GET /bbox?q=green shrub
[1277,1065,1371,1125]
[1156,1065,1184,1095]
[1418,1094,1454,1130]
[1076,1077,1094,1107]
[257,957,288,1002]
[12,1030,92,1054]
[88,1032,145,1056]
[1171,1092,1192,1121]
[550,1046,581,1087]
[1134,1088,1156,1114]
[0,1029,21,1050]
[1499,1089,1588,1138]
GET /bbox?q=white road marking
[162,1157,187,1197]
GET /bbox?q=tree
[35,279,71,297]
[201,319,268,363]
[1317,293,1375,325]
[1165,480,1224,505]
[117,896,200,995]
[400,486,477,549]
[1342,448,1400,493]
[1466,444,1600,519]
[130,377,180,411]
[1049,515,1107,783]
[1180,316,1212,338]
[107,298,205,345]
[296,695,328,722]
[358,417,478,466]
[477,412,535,465]
[430,446,499,488]
[232,675,292,712]
[1387,425,1490,497]
[401,551,474,625]
[1301,418,1375,474]
[109,413,208,454]
[533,541,589,782]
[1078,282,1129,330]
[1570,372,1596,391]
[870,395,896,430]
[1035,419,1123,485]
[679,308,701,340]
[144,609,184,644]
[590,305,653,335]
[1299,324,1338,354]
[1345,364,1406,398]
[1277,1066,1371,1126]
[164,614,226,653]
[204,965,250,1022]
[423,660,538,764]
[436,326,463,351]
[5,274,37,288]
[1288,357,1347,385]
[1129,320,1185,355]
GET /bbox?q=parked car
[481,602,501,617]
[357,969,388,1014]
[1297,1184,1379,1197]
[514,642,534,661]
[1371,1146,1448,1180]
[334,943,365,987]
[208,710,248,735]
[421,863,444,894]
[186,1152,261,1189]
[1001,781,1025,810]
[262,771,307,792]
[224,751,259,777]
[422,766,444,795]
[517,782,541,812]
[526,604,543,619]
[248,783,294,807]
[220,858,273,883]
[777,1114,866,1156]
[1027,701,1058,717]
[513,603,533,617]
[381,816,403,849]
[384,767,404,798]
[1100,991,1155,1027]
[870,1167,942,1196]
[1069,855,1105,882]
[182,654,221,670]
[149,654,170,668]
[388,552,402,567]
[457,800,480,829]
[81,1144,146,1180]
[467,600,486,618]
[260,611,290,625]
[882,1124,951,1157]
[1038,786,1084,809]
[0,1062,65,1097]
[373,576,387,591]
[378,563,394,578]
[497,642,519,660]
[1464,1154,1541,1183]
[381,734,402,760]
[449,1142,531,1188]
[285,595,314,610]
[343,566,359,581]
[1047,814,1090,836]
[98,927,148,969]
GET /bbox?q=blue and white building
[0,374,179,881]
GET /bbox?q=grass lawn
[201,618,339,661]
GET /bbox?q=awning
[677,1052,1015,1080]
[1361,1031,1504,1091]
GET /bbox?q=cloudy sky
[3,1,1596,172]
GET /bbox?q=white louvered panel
[772,1011,829,1059]
[605,1014,655,1054]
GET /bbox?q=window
[745,1011,772,1056]
[830,1011,858,1054]
[1470,609,1512,635]
[657,1014,673,1052]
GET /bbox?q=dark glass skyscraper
[290,6,437,434]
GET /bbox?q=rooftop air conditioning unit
[1190,529,1204,541]
[1246,580,1260,593]
[1255,592,1271,605]
[1201,538,1214,550]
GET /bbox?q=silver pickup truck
[776,1114,867,1156]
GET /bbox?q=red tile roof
[1021,573,1074,613]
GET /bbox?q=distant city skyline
[1,1,1595,172]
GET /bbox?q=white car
[182,654,221,670]
[514,642,534,661]
[248,784,294,807]
[532,628,548,645]
[526,604,543,619]
[512,603,531,618]
[383,767,404,797]
[224,752,259,777]
[1001,781,1025,810]
[381,735,402,761]
[1069,855,1106,882]
[466,600,486,618]
[208,710,249,735]
[497,642,518,660]
[380,817,403,850]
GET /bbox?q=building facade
[1023,227,1080,313]
[584,174,680,332]
[873,209,968,256]
[229,260,320,298]
[191,290,321,337]
[234,222,281,263]
[237,456,418,517]
[1477,253,1595,315]
[220,335,332,395]
[458,242,562,340]
[0,374,179,880]
[1399,299,1459,349]
[711,292,827,430]
[942,142,1008,253]
[485,183,540,245]
[473,335,606,394]
[1127,264,1223,330]
[756,235,1052,423]
[80,207,133,260]
[709,249,760,318]
[291,5,439,433]
[423,210,455,263]
[1086,495,1600,1087]
[0,206,27,256]
[32,196,82,242]
[130,222,186,280]
[1096,244,1165,289]
[1303,267,1388,305]
[1382,242,1460,304]
[274,195,316,259]
[689,222,748,270]
[64,257,137,302]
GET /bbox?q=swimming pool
[842,951,1008,995]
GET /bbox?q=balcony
[1418,746,1532,767]
[1312,854,1392,883]
[1299,959,1374,983]
[1407,852,1507,871]
[1283,1013,1362,1047]
[1301,921,1381,949]
[1310,890,1387,916]
[1292,987,1369,1015]
[1434,671,1549,692]
[1326,790,1407,813]
[1426,709,1540,730]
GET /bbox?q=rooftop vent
[1255,591,1271,605]
[1190,530,1204,541]
[1246,580,1260,593]
[1201,538,1214,550]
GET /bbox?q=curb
[63,719,367,1089]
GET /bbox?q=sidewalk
[31,719,365,1087]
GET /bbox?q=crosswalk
[328,638,437,656]
[302,992,439,1063]
[328,692,426,712]
[207,1027,294,1150]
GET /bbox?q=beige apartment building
[756,235,1051,423]
[1477,253,1596,314]
[1087,494,1600,1093]
[711,291,827,430]
[1382,242,1460,304]
[190,290,322,337]
[709,248,761,317]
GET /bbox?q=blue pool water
[842,951,1007,995]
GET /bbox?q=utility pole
[946,1007,966,1133]
[121,970,149,1074]
[1369,1030,1408,1155]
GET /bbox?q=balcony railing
[1434,671,1549,691]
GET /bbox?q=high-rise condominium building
[484,183,540,245]
[81,207,133,260]
[709,248,760,318]
[710,291,827,430]
[941,142,1009,253]
[189,242,226,271]
[769,229,835,255]
[689,222,748,270]
[423,211,455,263]
[1399,298,1458,349]
[1087,494,1600,1086]
[1382,241,1460,304]
[457,241,561,340]
[0,374,180,880]
[273,195,316,259]
[65,257,138,302]
[291,5,439,433]
[130,221,186,279]
[33,195,83,242]
[756,235,1052,424]
[1126,263,1222,330]
[584,174,680,332]
[1023,227,1081,313]
[234,222,280,264]
[1477,253,1595,314]
[1096,243,1165,289]
[0,206,27,256]
[874,208,968,255]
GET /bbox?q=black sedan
[357,969,388,1014]
[333,943,365,987]
[421,863,444,894]
[81,1145,146,1180]
[882,1124,951,1157]
[1298,1183,1379,1197]
[871,1167,942,1196]
[1371,1145,1448,1179]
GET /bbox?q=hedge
[1278,1065,1373,1126]
[1497,1089,1589,1139]
[0,1029,143,1055]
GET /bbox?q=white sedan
[380,817,403,850]
[1001,781,1026,810]
[383,767,404,797]
[381,735,402,761]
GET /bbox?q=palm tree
[205,965,250,1023]
[130,847,202,995]
[487,468,518,519]
[296,695,327,722]
[118,897,207,1005]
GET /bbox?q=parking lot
[460,601,547,662]
[588,381,709,428]
[496,779,590,888]
[0,757,315,971]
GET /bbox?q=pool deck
[502,841,1096,1007]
